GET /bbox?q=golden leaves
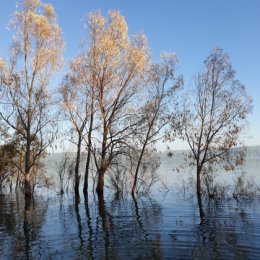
[88,11,129,61]
[0,58,7,71]
[0,57,9,85]
[127,33,149,72]
[108,10,128,48]
[85,10,149,85]
[22,0,41,12]
[88,11,105,28]
[13,0,64,75]
[43,4,56,20]
[28,11,52,38]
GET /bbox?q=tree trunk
[132,144,146,195]
[24,138,32,199]
[83,101,94,194]
[74,135,82,197]
[196,165,202,198]
[96,120,108,195]
[132,124,152,195]
[16,170,20,191]
[132,145,145,195]
[83,146,91,194]
[24,174,32,199]
[96,168,105,195]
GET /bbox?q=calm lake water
[0,147,260,260]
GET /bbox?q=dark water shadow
[0,194,50,259]
[97,193,112,260]
[84,194,94,260]
[74,195,84,257]
[68,193,164,259]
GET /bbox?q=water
[0,148,260,260]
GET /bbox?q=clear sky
[0,0,259,150]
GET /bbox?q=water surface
[0,149,260,260]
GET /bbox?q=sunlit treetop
[66,9,150,110]
[3,0,64,85]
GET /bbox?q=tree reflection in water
[0,192,259,259]
[51,193,163,259]
[72,193,163,259]
[169,198,256,260]
[0,194,49,259]
[84,194,94,260]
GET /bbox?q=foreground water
[0,148,260,260]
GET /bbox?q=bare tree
[59,68,90,197]
[131,53,183,194]
[0,0,63,198]
[182,48,252,208]
[56,151,73,195]
[59,23,102,196]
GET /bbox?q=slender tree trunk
[83,100,94,194]
[16,153,22,191]
[132,125,152,195]
[74,134,82,197]
[83,147,91,194]
[16,170,20,191]
[24,76,32,199]
[96,167,105,195]
[132,143,146,195]
[96,122,108,195]
[24,138,32,199]
[196,164,202,198]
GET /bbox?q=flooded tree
[60,11,149,196]
[60,67,91,197]
[182,48,253,209]
[0,0,63,198]
[131,53,183,195]
[82,11,149,195]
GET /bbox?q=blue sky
[0,0,259,150]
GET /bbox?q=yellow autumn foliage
[0,58,7,71]
[43,4,56,19]
[12,0,64,76]
[23,0,40,11]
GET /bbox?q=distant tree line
[0,0,252,206]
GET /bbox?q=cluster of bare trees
[0,0,252,205]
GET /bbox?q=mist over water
[0,147,260,259]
